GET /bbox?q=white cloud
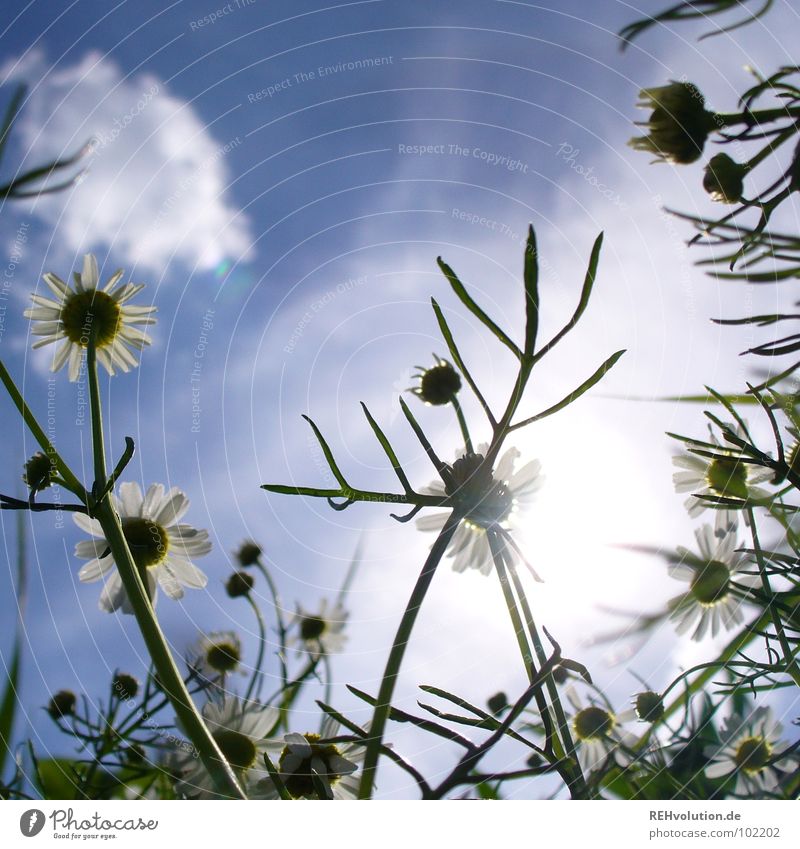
[1,50,252,273]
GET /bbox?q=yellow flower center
[61,289,121,348]
[121,518,169,573]
[205,642,241,673]
[734,736,772,773]
[214,730,257,771]
[705,457,748,500]
[300,615,327,641]
[690,560,731,605]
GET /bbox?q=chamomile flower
[672,432,771,517]
[290,599,348,657]
[172,696,280,799]
[416,443,542,576]
[259,717,366,800]
[705,707,797,796]
[73,482,210,614]
[191,631,243,681]
[667,512,756,641]
[567,690,634,774]
[24,253,156,381]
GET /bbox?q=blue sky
[1,0,799,798]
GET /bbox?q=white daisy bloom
[191,631,243,681]
[705,707,797,796]
[416,443,542,576]
[566,690,635,774]
[672,431,771,517]
[172,696,280,799]
[24,253,156,382]
[289,598,348,657]
[73,482,211,614]
[259,717,366,800]
[667,512,757,641]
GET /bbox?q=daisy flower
[73,482,211,614]
[567,690,634,774]
[171,696,280,799]
[667,512,756,641]
[416,443,542,576]
[672,432,771,517]
[289,599,348,657]
[24,253,156,381]
[191,631,243,681]
[705,707,797,796]
[259,716,366,799]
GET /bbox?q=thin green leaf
[510,349,625,431]
[301,415,348,488]
[436,257,521,359]
[262,752,292,800]
[360,403,413,494]
[532,232,603,363]
[398,397,449,479]
[523,225,539,357]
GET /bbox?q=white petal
[98,571,128,613]
[164,555,208,589]
[78,555,116,582]
[73,512,105,537]
[75,538,110,559]
[154,488,190,526]
[82,254,99,289]
[67,345,83,382]
[117,482,144,517]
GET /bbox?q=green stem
[244,594,268,703]
[714,107,800,127]
[747,507,800,686]
[85,341,245,799]
[255,559,289,721]
[357,510,462,799]
[504,553,586,798]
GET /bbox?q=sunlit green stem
[504,553,586,797]
[358,510,462,799]
[244,594,268,703]
[489,535,587,799]
[747,507,800,686]
[85,341,245,799]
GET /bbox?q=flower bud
[633,691,664,723]
[235,540,262,567]
[226,570,254,598]
[629,81,716,164]
[112,673,139,700]
[47,690,77,720]
[23,451,56,492]
[487,692,508,714]
[703,153,746,203]
[411,355,462,406]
